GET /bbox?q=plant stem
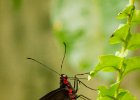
[115,0,135,99]
[115,57,125,99]
[129,0,134,5]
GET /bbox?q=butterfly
[39,74,93,100]
[28,43,96,100]
[40,74,77,100]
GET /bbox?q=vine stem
[115,0,135,99]
[129,0,134,5]
[115,57,125,99]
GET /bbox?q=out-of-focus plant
[51,0,127,70]
[90,0,140,99]
[51,0,100,70]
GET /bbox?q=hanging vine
[90,0,140,99]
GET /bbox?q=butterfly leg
[74,73,96,91]
[77,79,96,91]
[73,75,81,93]
[73,73,89,92]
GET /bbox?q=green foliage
[90,55,122,77]
[98,83,119,99]
[123,57,140,76]
[132,10,140,23]
[97,87,137,100]
[110,24,129,44]
[117,5,134,19]
[127,34,140,50]
[117,89,137,100]
[90,0,140,100]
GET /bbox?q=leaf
[97,96,113,100]
[117,89,137,100]
[97,83,119,100]
[117,91,127,99]
[110,24,130,44]
[97,86,137,100]
[117,5,134,19]
[90,55,122,77]
[127,33,140,50]
[132,10,140,23]
[98,83,119,97]
[123,57,140,76]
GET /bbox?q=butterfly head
[61,74,68,79]
[60,74,69,86]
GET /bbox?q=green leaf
[132,10,140,23]
[117,91,127,99]
[127,34,140,50]
[97,83,119,100]
[97,96,113,100]
[98,83,119,97]
[123,57,140,76]
[110,24,130,44]
[117,5,134,19]
[117,89,137,100]
[90,55,122,77]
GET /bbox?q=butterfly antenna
[27,58,61,76]
[60,42,67,74]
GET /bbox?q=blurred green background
[0,0,140,100]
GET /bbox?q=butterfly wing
[39,88,70,100]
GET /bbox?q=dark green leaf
[127,34,140,50]
[117,5,134,19]
[110,24,129,44]
[123,57,140,76]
